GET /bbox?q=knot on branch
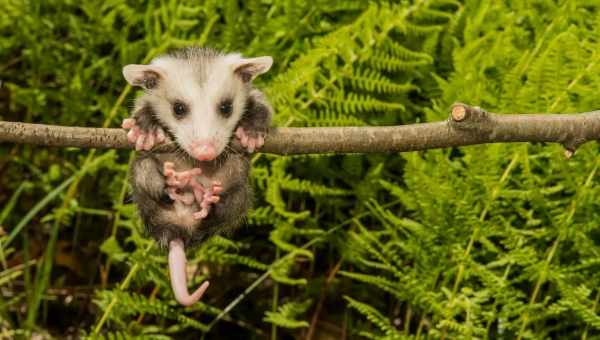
[449,103,493,132]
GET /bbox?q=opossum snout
[190,140,217,161]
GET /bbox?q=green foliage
[2,0,600,339]
[263,299,313,329]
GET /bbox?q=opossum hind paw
[161,162,222,220]
[191,181,222,220]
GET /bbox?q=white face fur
[123,52,272,160]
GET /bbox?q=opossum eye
[218,99,233,118]
[172,101,188,119]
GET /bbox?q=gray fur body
[124,47,273,248]
[130,151,252,248]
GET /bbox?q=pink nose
[190,141,217,161]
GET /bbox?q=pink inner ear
[122,64,166,88]
[232,56,273,82]
[235,67,254,83]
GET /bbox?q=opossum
[120,47,273,306]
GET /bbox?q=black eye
[172,101,188,118]
[218,99,233,118]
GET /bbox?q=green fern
[344,296,402,340]
[263,299,313,329]
[7,0,600,339]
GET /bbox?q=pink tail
[168,239,210,306]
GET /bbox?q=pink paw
[235,127,265,153]
[190,180,222,220]
[162,162,222,220]
[122,118,166,151]
[163,162,202,189]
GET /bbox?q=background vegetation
[2,0,600,338]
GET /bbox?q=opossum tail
[168,238,209,306]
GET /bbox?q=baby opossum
[121,47,273,306]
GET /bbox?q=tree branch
[1,104,599,156]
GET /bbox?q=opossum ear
[232,56,273,83]
[122,64,166,90]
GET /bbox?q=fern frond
[398,22,443,36]
[319,93,405,114]
[279,174,351,196]
[86,331,171,340]
[345,68,419,94]
[339,271,404,301]
[344,296,401,339]
[307,109,368,126]
[270,255,307,286]
[381,39,434,63]
[246,206,278,225]
[270,224,314,260]
[366,51,431,72]
[94,291,209,332]
[263,299,313,329]
[557,282,600,330]
[437,319,486,338]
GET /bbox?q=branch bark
[1,104,599,155]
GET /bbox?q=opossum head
[123,47,272,160]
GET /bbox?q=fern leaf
[263,299,313,329]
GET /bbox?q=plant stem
[92,242,154,335]
[271,247,280,340]
[517,158,599,339]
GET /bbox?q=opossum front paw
[235,126,265,153]
[122,118,166,151]
[190,180,223,220]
